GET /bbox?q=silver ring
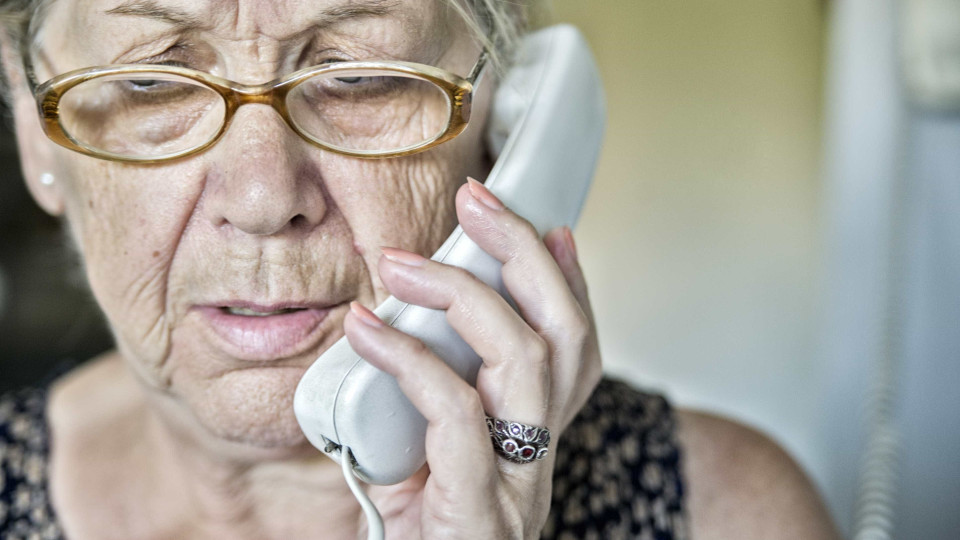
[485,416,551,463]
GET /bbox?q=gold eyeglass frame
[29,53,488,163]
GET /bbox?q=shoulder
[675,409,841,540]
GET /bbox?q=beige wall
[550,0,829,494]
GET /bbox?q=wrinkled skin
[5,0,602,538]
[28,0,488,446]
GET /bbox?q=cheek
[318,89,454,150]
[57,155,206,370]
[324,153,462,289]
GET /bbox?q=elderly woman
[0,0,840,538]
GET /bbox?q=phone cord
[341,447,385,540]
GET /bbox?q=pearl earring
[40,173,55,186]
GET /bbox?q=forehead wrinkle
[102,0,407,43]
[42,0,452,77]
[208,0,443,75]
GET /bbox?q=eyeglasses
[29,53,487,163]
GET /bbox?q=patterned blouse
[0,376,688,540]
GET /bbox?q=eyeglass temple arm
[18,25,41,94]
[467,51,489,85]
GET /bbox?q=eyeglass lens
[57,69,454,159]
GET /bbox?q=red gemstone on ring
[520,446,536,459]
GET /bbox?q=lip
[195,302,341,362]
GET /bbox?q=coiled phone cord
[849,169,906,540]
[850,57,908,537]
[341,447,386,540]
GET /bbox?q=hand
[342,177,603,539]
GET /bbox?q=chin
[180,366,314,451]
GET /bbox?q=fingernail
[466,177,504,210]
[381,246,427,267]
[563,226,578,259]
[350,301,384,328]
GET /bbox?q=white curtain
[822,1,960,538]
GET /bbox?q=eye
[129,79,163,89]
[317,59,366,85]
[123,77,179,93]
[125,61,190,90]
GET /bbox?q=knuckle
[521,332,550,366]
[447,275,489,323]
[549,304,590,347]
[504,215,539,251]
[566,306,591,344]
[400,335,432,359]
[448,265,485,298]
[447,388,484,421]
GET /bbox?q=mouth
[195,301,343,362]
[221,306,308,317]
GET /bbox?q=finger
[542,226,603,427]
[542,226,591,317]
[455,178,589,347]
[342,301,495,488]
[377,247,551,426]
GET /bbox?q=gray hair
[0,0,543,108]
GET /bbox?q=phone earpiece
[485,78,526,160]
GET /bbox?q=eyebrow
[105,0,206,29]
[105,0,400,32]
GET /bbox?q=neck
[141,377,364,540]
[52,353,364,540]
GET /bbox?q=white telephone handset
[294,24,605,485]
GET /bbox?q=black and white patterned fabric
[0,386,60,540]
[542,380,688,540]
[0,377,687,539]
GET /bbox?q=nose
[201,105,327,236]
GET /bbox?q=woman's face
[14,0,492,448]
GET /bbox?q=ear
[1,30,64,216]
